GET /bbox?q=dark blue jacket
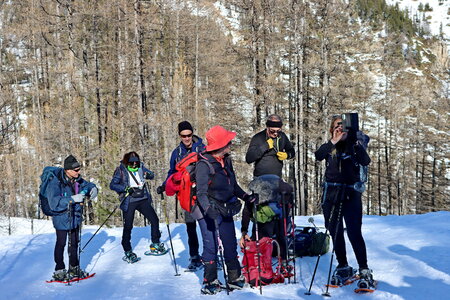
[109,162,155,211]
[47,168,96,230]
[164,135,205,184]
[195,153,246,216]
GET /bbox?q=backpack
[291,227,330,257]
[241,237,285,286]
[171,152,214,213]
[39,166,67,216]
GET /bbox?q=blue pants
[198,215,240,275]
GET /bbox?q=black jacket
[195,153,246,212]
[315,139,370,184]
[245,129,295,177]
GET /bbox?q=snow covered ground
[1,212,450,299]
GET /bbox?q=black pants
[122,199,161,252]
[322,185,368,269]
[251,217,287,260]
[54,228,79,271]
[185,210,199,257]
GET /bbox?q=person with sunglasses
[314,115,374,291]
[245,114,295,178]
[47,155,98,281]
[157,121,205,271]
[110,151,167,263]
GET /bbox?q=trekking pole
[305,184,341,296]
[76,202,84,282]
[322,197,344,297]
[214,219,230,295]
[252,203,263,295]
[281,192,291,284]
[161,192,180,276]
[81,194,128,252]
[289,193,297,284]
[67,201,73,286]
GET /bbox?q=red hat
[205,125,236,152]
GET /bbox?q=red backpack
[241,237,285,287]
[165,152,214,213]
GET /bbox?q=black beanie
[64,155,81,170]
[178,121,193,134]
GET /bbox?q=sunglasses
[73,168,81,172]
[269,128,282,135]
[180,133,193,138]
[334,122,343,130]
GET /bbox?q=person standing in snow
[48,155,98,281]
[110,151,167,263]
[157,121,205,271]
[243,114,295,276]
[194,125,258,294]
[314,114,375,290]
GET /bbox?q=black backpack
[293,227,330,257]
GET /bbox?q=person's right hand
[331,127,347,144]
[239,234,251,248]
[267,138,274,149]
[71,194,85,203]
[125,186,134,196]
[156,184,165,195]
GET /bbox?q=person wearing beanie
[110,151,168,263]
[45,155,98,281]
[245,114,295,178]
[194,125,258,294]
[157,120,205,271]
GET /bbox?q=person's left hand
[89,187,98,200]
[243,193,259,204]
[239,233,251,248]
[144,171,154,180]
[276,151,288,160]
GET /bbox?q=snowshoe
[201,279,224,295]
[46,272,95,283]
[185,255,204,272]
[68,265,89,280]
[123,250,141,264]
[145,242,169,256]
[327,265,358,288]
[228,275,246,290]
[355,268,377,293]
[52,269,68,281]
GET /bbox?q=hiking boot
[68,265,88,279]
[123,250,140,263]
[187,255,203,271]
[228,274,246,290]
[201,279,223,295]
[149,242,168,255]
[357,268,376,289]
[52,269,68,281]
[330,265,356,286]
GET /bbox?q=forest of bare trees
[0,0,448,226]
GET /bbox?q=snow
[1,212,450,299]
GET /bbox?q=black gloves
[156,184,165,195]
[125,186,134,196]
[243,193,259,205]
[205,205,219,220]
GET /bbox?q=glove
[267,138,274,149]
[144,171,154,180]
[205,206,219,220]
[89,187,98,199]
[276,151,288,160]
[243,193,259,204]
[71,193,85,203]
[125,186,134,196]
[156,184,165,195]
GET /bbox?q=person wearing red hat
[194,125,258,295]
